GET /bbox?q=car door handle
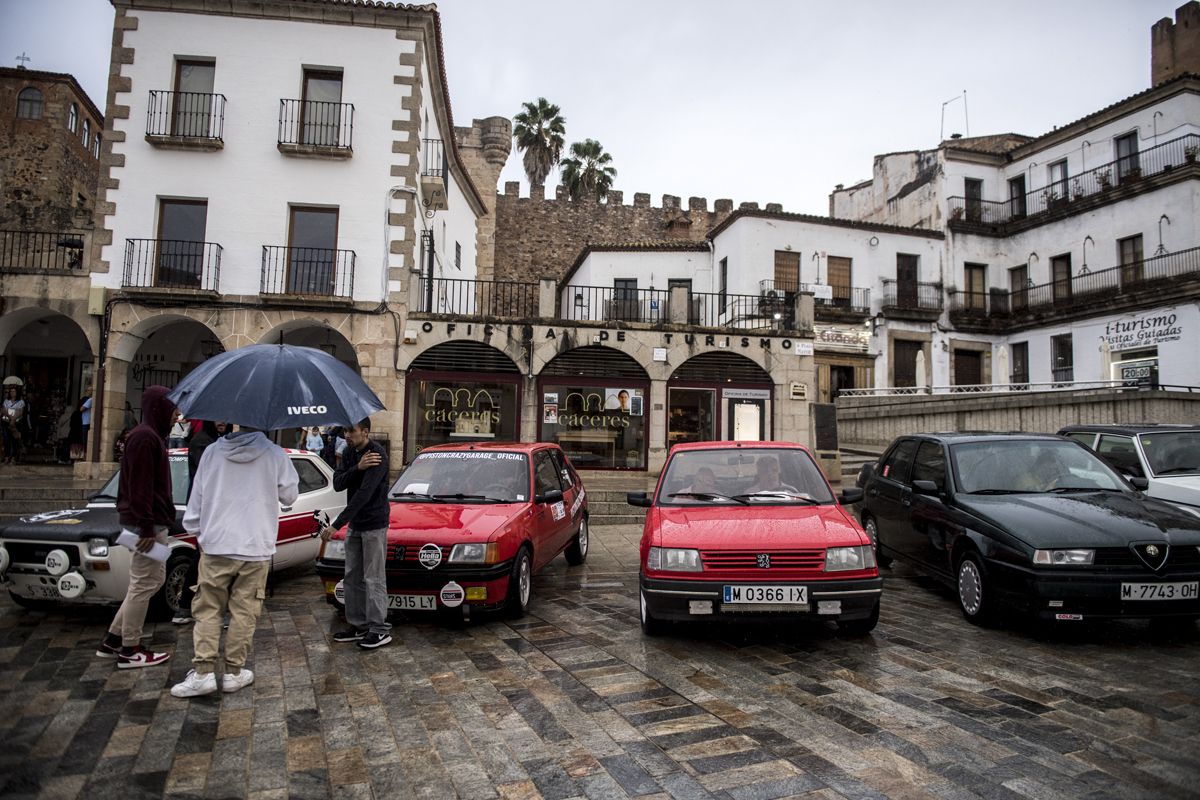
[281,506,293,513]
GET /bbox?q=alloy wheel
[958,559,983,616]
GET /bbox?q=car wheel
[150,551,195,620]
[639,590,666,636]
[504,546,533,619]
[564,517,589,566]
[6,590,54,611]
[837,600,880,636]
[862,515,892,568]
[956,550,995,626]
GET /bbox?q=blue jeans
[344,526,391,634]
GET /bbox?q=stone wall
[836,388,1200,446]
[494,185,768,284]
[1152,2,1200,86]
[0,70,103,231]
[455,117,512,282]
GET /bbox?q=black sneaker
[332,627,365,643]
[358,632,392,650]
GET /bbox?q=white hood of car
[1150,474,1200,508]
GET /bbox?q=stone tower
[455,116,512,281]
[1152,2,1200,85]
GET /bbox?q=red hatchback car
[628,441,880,635]
[316,442,588,619]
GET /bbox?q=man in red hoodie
[95,385,176,668]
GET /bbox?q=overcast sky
[0,0,1185,213]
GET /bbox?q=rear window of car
[657,447,834,506]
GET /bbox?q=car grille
[3,542,82,567]
[700,549,825,571]
[388,545,452,567]
[1093,546,1200,569]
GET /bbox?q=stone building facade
[1153,1,1200,86]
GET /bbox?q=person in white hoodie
[171,427,299,698]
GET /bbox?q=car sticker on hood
[21,509,89,524]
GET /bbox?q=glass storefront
[540,382,647,469]
[405,375,520,457]
[667,388,715,446]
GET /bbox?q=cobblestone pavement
[1,524,1199,800]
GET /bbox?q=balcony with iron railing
[562,285,672,324]
[947,134,1200,232]
[123,239,221,292]
[757,280,871,319]
[0,230,87,273]
[949,245,1200,331]
[261,245,355,300]
[145,91,225,150]
[417,277,538,318]
[277,99,354,157]
[880,279,944,320]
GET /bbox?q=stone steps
[0,479,106,521]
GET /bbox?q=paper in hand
[116,530,171,563]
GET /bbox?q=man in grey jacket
[171,427,299,698]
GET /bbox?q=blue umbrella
[167,344,385,430]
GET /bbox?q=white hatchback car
[1060,424,1200,513]
[0,448,345,617]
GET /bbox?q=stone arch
[259,318,358,373]
[408,340,522,374]
[538,344,650,380]
[669,351,773,384]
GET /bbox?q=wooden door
[953,350,982,386]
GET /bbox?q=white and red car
[0,448,345,617]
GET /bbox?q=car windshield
[1138,431,1200,477]
[951,440,1127,494]
[95,456,190,506]
[657,447,835,505]
[389,451,530,503]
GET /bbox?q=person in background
[2,385,27,465]
[169,413,189,450]
[320,426,342,469]
[321,417,392,650]
[80,394,92,445]
[95,386,176,669]
[170,424,299,697]
[334,428,348,468]
[305,426,325,454]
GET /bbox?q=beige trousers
[191,553,270,675]
[108,530,168,647]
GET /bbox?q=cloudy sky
[1,0,1185,213]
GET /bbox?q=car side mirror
[839,487,864,505]
[626,491,652,508]
[1128,477,1150,491]
[912,480,941,496]
[535,488,564,505]
[856,464,875,488]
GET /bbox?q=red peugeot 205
[316,442,588,620]
[627,441,879,635]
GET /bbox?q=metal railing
[805,284,871,314]
[562,285,670,323]
[839,379,1129,397]
[422,138,446,178]
[0,230,86,271]
[146,91,225,140]
[418,277,538,317]
[948,133,1200,226]
[278,99,354,150]
[881,279,943,311]
[261,245,355,298]
[123,239,221,291]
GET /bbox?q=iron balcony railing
[563,285,671,323]
[948,133,1200,226]
[880,279,944,311]
[278,99,354,150]
[422,138,447,178]
[418,277,538,317]
[261,245,355,298]
[950,245,1200,318]
[0,230,86,271]
[146,91,226,141]
[123,239,221,291]
[757,279,871,314]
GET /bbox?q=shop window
[406,378,519,457]
[541,383,646,469]
[668,388,714,446]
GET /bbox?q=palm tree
[512,98,565,187]
[559,139,617,201]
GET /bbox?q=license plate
[723,585,807,605]
[387,594,436,611]
[1120,581,1199,601]
[18,584,61,600]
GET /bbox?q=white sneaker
[171,613,193,625]
[170,669,217,698]
[221,668,255,693]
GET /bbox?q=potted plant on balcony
[1096,168,1112,190]
[950,206,964,220]
[1040,188,1060,211]
[1071,178,1084,202]
[1186,145,1198,164]
[1121,165,1143,184]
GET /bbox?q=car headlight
[322,539,346,562]
[449,543,497,564]
[825,546,876,572]
[87,537,109,557]
[647,547,703,572]
[1033,549,1094,566]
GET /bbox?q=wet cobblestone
[1,524,1198,799]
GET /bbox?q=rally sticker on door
[570,490,585,517]
[551,501,566,521]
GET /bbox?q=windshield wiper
[732,492,820,504]
[967,489,1030,495]
[1047,486,1123,493]
[668,492,748,505]
[390,491,444,502]
[431,493,505,503]
[1155,467,1200,475]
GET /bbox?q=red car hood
[385,502,527,543]
[648,504,867,549]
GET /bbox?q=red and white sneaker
[116,646,171,669]
[95,640,121,659]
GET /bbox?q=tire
[504,546,532,619]
[150,551,195,621]
[639,590,666,636]
[862,515,892,568]
[838,600,880,635]
[956,550,996,626]
[564,517,589,566]
[7,590,54,611]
